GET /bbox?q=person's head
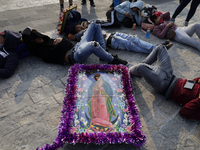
[31,30,45,44]
[131,7,139,12]
[69,23,84,34]
[94,74,100,81]
[130,1,143,12]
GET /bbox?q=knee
[91,41,100,48]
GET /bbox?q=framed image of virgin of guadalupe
[38,64,146,150]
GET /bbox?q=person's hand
[53,38,63,45]
[166,22,174,27]
[125,12,131,18]
[137,9,141,16]
[155,16,161,25]
[197,79,200,85]
[81,21,88,29]
[199,93,200,98]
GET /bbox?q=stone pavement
[0,0,200,149]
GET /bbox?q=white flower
[83,121,88,126]
[123,119,128,125]
[80,117,85,122]
[75,119,79,126]
[74,114,78,119]
[124,113,128,119]
[79,128,84,133]
[119,127,124,133]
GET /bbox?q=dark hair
[150,15,157,24]
[69,23,78,34]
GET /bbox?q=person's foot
[165,43,173,50]
[90,2,95,7]
[170,18,175,23]
[109,54,128,65]
[162,39,170,46]
[129,66,142,78]
[184,21,188,27]
[81,2,86,5]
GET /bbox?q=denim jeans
[174,23,200,51]
[129,45,173,93]
[111,32,156,53]
[74,23,113,63]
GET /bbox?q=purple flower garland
[37,64,146,150]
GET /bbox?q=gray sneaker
[184,21,188,27]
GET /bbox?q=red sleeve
[153,24,170,39]
[193,77,200,83]
[179,97,200,120]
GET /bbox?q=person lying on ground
[129,45,200,121]
[0,30,21,78]
[100,0,143,28]
[150,11,200,51]
[68,21,173,53]
[22,23,128,66]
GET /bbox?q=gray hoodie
[115,1,143,25]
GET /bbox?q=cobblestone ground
[0,0,200,150]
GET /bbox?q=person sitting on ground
[101,0,143,28]
[129,45,200,121]
[68,21,173,53]
[150,11,200,51]
[0,30,21,78]
[22,23,127,66]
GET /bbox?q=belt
[106,33,115,48]
[68,47,76,64]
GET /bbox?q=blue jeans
[74,23,113,63]
[111,32,156,53]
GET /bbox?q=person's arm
[114,1,129,15]
[0,53,18,79]
[179,95,200,120]
[153,22,173,39]
[161,11,170,21]
[132,10,143,25]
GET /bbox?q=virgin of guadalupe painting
[87,74,117,133]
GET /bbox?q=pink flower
[82,77,87,80]
[122,124,126,128]
[123,109,128,112]
[126,126,131,132]
[71,127,77,133]
[112,77,117,81]
[75,108,79,112]
[85,129,90,133]
[77,88,83,92]
[77,125,80,129]
[117,88,123,92]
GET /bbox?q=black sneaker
[81,2,86,5]
[90,2,95,7]
[109,54,128,65]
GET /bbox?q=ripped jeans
[74,22,113,63]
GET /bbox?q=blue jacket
[115,1,143,25]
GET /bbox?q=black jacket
[22,28,74,65]
[0,30,21,78]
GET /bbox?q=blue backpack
[15,41,30,59]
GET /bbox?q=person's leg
[78,22,106,50]
[171,0,191,19]
[101,9,121,28]
[90,0,95,7]
[185,0,200,22]
[69,0,73,6]
[111,32,156,53]
[60,0,64,10]
[74,41,113,63]
[121,17,133,28]
[81,0,86,5]
[174,27,200,51]
[129,45,173,92]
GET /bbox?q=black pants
[100,8,121,28]
[172,0,200,22]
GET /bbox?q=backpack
[141,4,157,18]
[15,41,30,59]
